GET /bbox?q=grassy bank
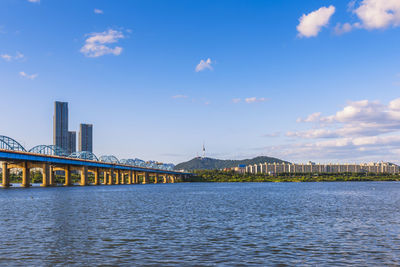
[189,170,400,183]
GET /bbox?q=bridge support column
[134,171,138,184]
[103,171,108,185]
[143,172,148,184]
[115,170,120,185]
[64,166,72,186]
[163,175,167,184]
[108,169,114,185]
[49,166,55,186]
[171,175,176,183]
[80,166,88,186]
[94,168,99,185]
[40,163,49,187]
[21,162,31,187]
[154,173,158,184]
[1,162,10,188]
[128,171,132,184]
[121,172,125,184]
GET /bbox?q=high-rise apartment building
[78,124,93,152]
[53,101,69,151]
[67,131,76,154]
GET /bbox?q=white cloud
[172,95,188,99]
[297,5,336,37]
[19,71,38,80]
[1,54,12,61]
[27,0,40,3]
[296,112,321,123]
[232,98,241,104]
[0,52,24,62]
[334,22,362,34]
[354,0,400,29]
[337,0,400,34]
[94,9,104,14]
[283,98,400,163]
[245,97,268,104]
[80,29,124,58]
[195,58,213,72]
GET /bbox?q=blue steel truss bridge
[0,135,190,188]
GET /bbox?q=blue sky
[1,0,400,164]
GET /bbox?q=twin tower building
[53,101,93,155]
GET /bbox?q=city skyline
[53,101,93,156]
[0,0,399,164]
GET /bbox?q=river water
[0,182,399,266]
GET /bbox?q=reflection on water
[0,182,400,265]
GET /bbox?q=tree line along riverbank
[189,170,400,183]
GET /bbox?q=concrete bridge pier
[134,171,138,184]
[103,171,108,185]
[121,172,125,184]
[40,163,49,187]
[1,162,10,187]
[115,170,120,185]
[127,171,132,184]
[108,169,114,185]
[21,161,31,187]
[94,168,100,185]
[163,175,167,184]
[64,166,72,186]
[49,166,55,186]
[80,166,88,186]
[154,173,159,184]
[143,172,148,184]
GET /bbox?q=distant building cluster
[53,101,93,154]
[243,161,400,175]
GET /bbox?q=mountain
[174,156,289,171]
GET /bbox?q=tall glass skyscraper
[79,124,93,152]
[67,131,76,154]
[53,101,69,151]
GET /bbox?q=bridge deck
[0,149,187,175]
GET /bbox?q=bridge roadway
[0,149,190,188]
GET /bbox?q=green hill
[174,156,289,171]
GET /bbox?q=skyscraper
[67,131,76,154]
[78,124,93,152]
[53,101,69,151]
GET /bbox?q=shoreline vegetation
[189,170,400,183]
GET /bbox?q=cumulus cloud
[195,58,213,72]
[296,112,321,123]
[27,0,40,3]
[283,98,400,163]
[354,0,400,29]
[336,0,400,34]
[94,9,104,14]
[19,71,38,80]
[80,29,124,58]
[0,52,24,62]
[245,97,268,104]
[334,22,362,34]
[297,5,336,37]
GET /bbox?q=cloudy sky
[0,0,399,164]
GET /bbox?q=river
[0,182,399,265]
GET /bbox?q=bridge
[0,135,190,188]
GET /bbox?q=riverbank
[189,170,400,182]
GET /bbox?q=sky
[1,0,400,165]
